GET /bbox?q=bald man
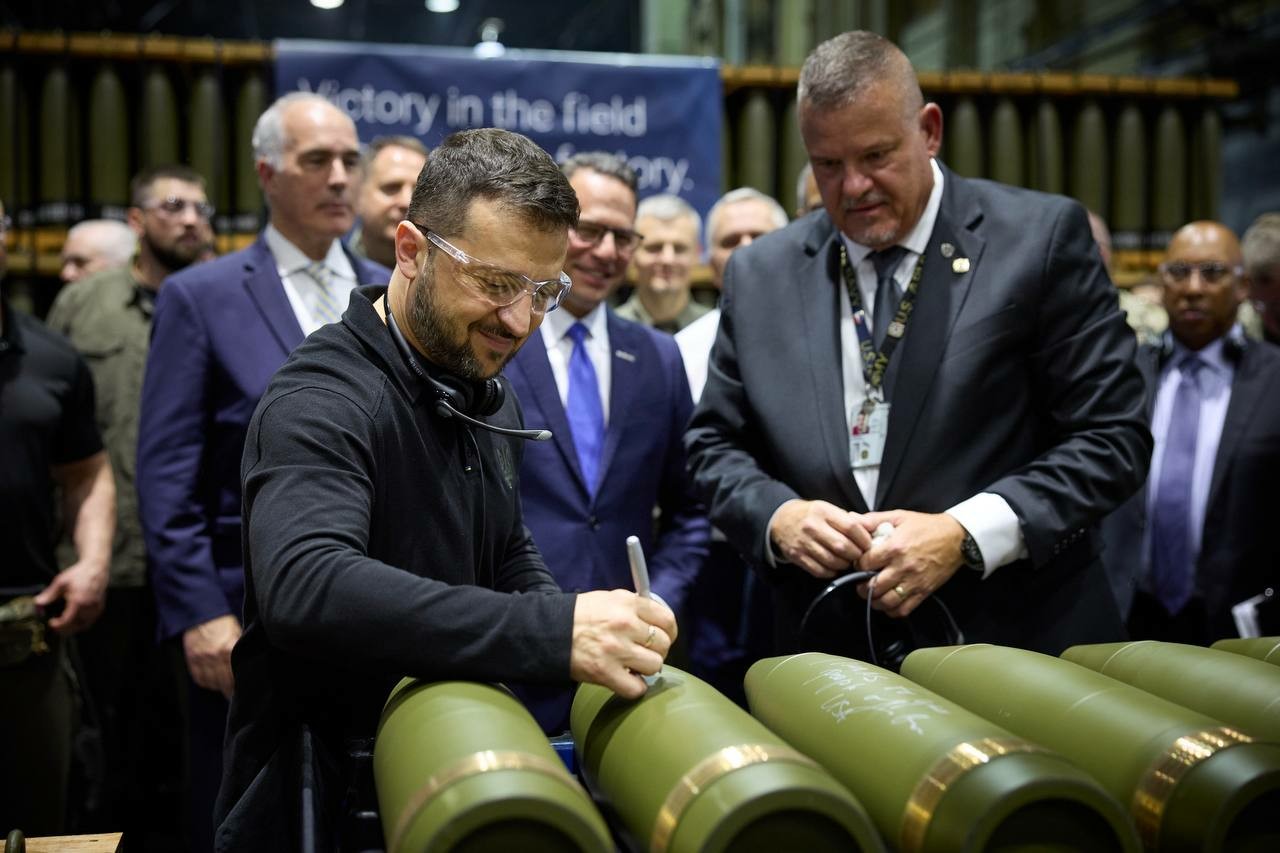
[1103,221,1280,644]
[60,219,136,283]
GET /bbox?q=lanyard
[838,243,925,399]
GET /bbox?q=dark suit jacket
[686,164,1152,655]
[505,311,710,618]
[137,235,388,639]
[1101,338,1280,636]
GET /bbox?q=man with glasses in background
[136,92,388,853]
[505,151,708,734]
[46,164,213,842]
[1103,220,1280,644]
[215,129,675,850]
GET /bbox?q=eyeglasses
[421,227,572,315]
[1158,260,1242,288]
[144,196,216,220]
[571,220,643,253]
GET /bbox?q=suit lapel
[510,342,589,494]
[801,222,867,513]
[241,237,304,355]
[600,313,640,496]
[876,178,986,506]
[1207,345,1265,507]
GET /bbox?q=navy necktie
[1149,354,1204,614]
[870,246,907,348]
[566,323,604,495]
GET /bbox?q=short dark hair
[561,151,638,194]
[362,135,429,170]
[407,128,578,239]
[798,30,923,118]
[130,165,207,208]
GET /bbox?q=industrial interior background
[1,0,1278,313]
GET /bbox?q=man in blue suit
[136,91,388,852]
[505,152,709,731]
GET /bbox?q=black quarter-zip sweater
[215,285,575,851]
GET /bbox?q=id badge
[849,400,890,468]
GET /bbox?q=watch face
[962,534,982,567]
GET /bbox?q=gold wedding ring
[643,624,656,648]
[895,584,908,598]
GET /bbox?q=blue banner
[275,40,722,221]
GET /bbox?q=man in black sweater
[214,129,676,851]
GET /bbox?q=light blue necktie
[1149,354,1204,614]
[566,323,604,495]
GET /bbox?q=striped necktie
[303,261,346,326]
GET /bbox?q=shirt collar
[840,157,945,265]
[542,300,607,349]
[1168,325,1239,378]
[264,224,356,281]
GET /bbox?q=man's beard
[148,234,203,273]
[407,262,517,381]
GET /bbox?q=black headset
[383,294,551,441]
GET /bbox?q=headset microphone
[434,399,552,441]
[383,294,552,442]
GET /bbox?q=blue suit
[507,313,709,615]
[506,312,709,730]
[136,234,386,852]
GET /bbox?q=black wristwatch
[959,530,983,570]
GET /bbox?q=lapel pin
[940,242,955,258]
[952,257,970,274]
[615,349,636,363]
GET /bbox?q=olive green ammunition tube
[1027,99,1064,195]
[1070,99,1107,220]
[374,679,612,853]
[572,665,885,853]
[745,653,1139,853]
[88,65,129,210]
[947,97,983,179]
[903,644,1280,851]
[1212,637,1280,667]
[1151,105,1187,246]
[735,91,775,197]
[1064,641,1280,742]
[141,66,180,169]
[1111,102,1147,252]
[988,97,1023,188]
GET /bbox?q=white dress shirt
[539,303,612,425]
[264,225,358,337]
[675,307,721,403]
[1144,332,1237,572]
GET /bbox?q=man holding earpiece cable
[214,128,676,851]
